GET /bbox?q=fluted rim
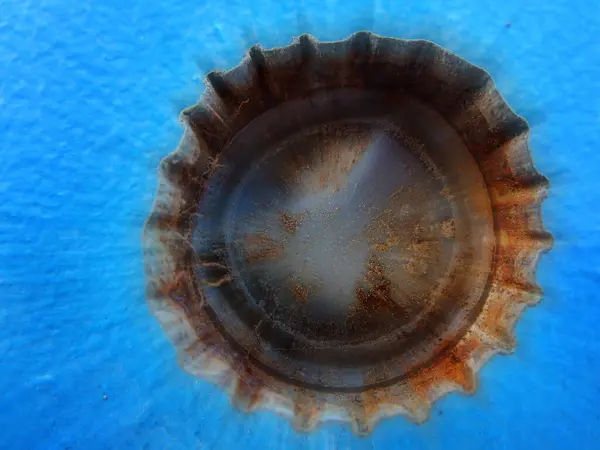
[142,32,552,435]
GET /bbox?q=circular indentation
[192,90,494,388]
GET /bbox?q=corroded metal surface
[143,32,551,435]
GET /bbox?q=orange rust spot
[497,227,553,255]
[478,289,520,349]
[489,179,548,207]
[440,219,456,238]
[386,234,400,246]
[293,399,321,431]
[278,210,306,235]
[359,390,383,422]
[289,277,310,303]
[243,232,285,264]
[349,259,395,319]
[373,242,390,252]
[403,238,440,276]
[158,270,188,301]
[232,368,265,412]
[411,337,479,398]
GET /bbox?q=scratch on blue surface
[1,0,599,448]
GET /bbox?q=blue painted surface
[1,0,599,448]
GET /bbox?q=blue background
[1,0,599,448]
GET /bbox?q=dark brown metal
[142,32,551,435]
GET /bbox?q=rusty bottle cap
[143,32,552,435]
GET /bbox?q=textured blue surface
[1,0,600,448]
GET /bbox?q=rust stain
[157,270,195,310]
[387,235,401,246]
[477,286,521,350]
[440,218,456,238]
[373,242,390,252]
[293,395,322,431]
[289,277,310,303]
[231,367,265,412]
[489,179,548,207]
[349,258,396,320]
[404,239,439,276]
[243,232,285,264]
[410,337,479,398]
[279,128,372,196]
[143,32,551,436]
[359,390,382,422]
[278,210,306,235]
